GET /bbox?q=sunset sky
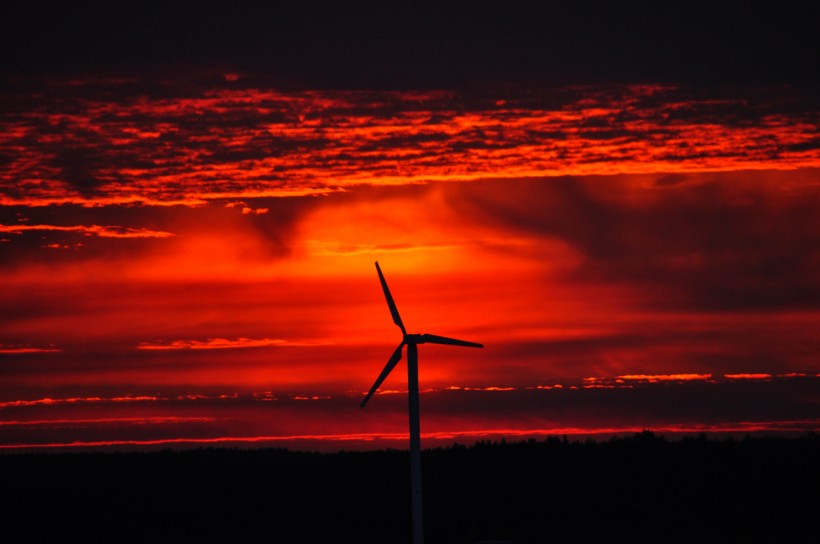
[1,2,818,451]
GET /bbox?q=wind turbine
[361,262,483,544]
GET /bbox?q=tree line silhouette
[2,432,816,543]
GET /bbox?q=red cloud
[0,224,174,238]
[2,81,817,207]
[137,337,325,350]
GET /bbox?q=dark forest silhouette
[2,432,817,543]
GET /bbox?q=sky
[1,2,818,451]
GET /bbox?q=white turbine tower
[361,262,483,544]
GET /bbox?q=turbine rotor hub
[404,333,425,344]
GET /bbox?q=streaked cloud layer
[2,80,816,206]
[2,375,817,452]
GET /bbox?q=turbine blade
[420,333,483,348]
[361,342,405,408]
[376,262,406,335]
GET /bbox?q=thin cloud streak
[0,416,215,427]
[4,421,818,453]
[137,337,329,350]
[0,344,60,354]
[0,224,175,238]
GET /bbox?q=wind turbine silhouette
[361,262,483,544]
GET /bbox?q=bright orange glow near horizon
[1,77,818,451]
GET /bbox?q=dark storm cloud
[47,146,108,196]
[489,325,818,381]
[448,171,820,311]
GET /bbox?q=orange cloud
[615,374,714,382]
[0,344,61,354]
[137,337,327,350]
[0,224,175,238]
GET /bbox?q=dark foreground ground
[3,433,817,543]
